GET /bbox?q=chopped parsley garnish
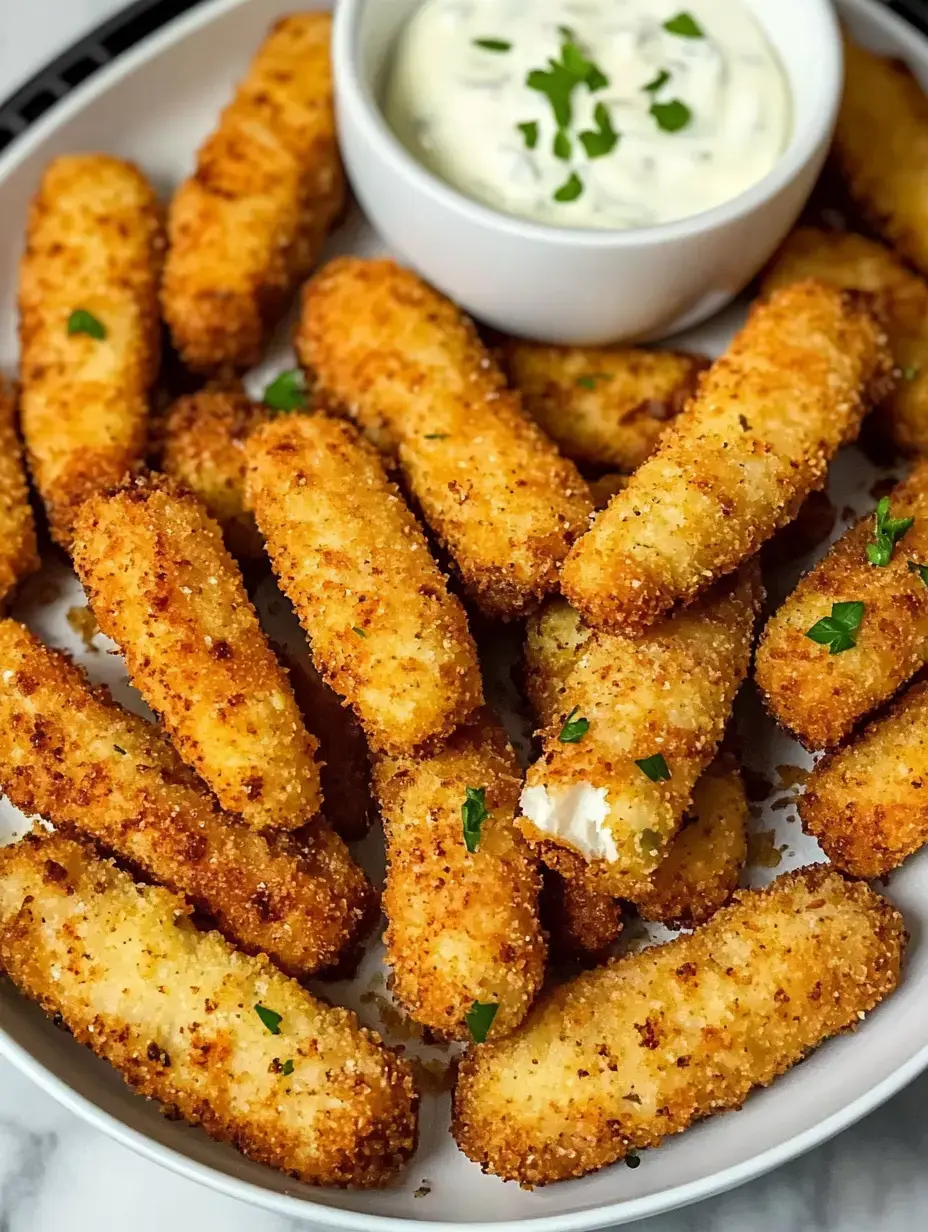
[281,1058,295,1076]
[465,1001,499,1043]
[67,309,106,340]
[352,626,367,638]
[462,786,489,853]
[867,497,914,567]
[424,432,449,440]
[263,369,307,412]
[580,102,619,159]
[526,30,610,130]
[255,1004,283,1035]
[636,753,671,783]
[113,744,127,756]
[643,69,671,93]
[663,12,705,38]
[650,99,692,133]
[473,38,512,52]
[805,601,864,655]
[553,129,573,161]
[577,372,611,390]
[909,561,928,587]
[902,364,921,381]
[559,706,590,743]
[554,172,584,203]
[517,120,539,150]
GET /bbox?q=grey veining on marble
[0,2,926,1230]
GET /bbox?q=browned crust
[0,831,418,1186]
[162,14,345,372]
[0,379,39,604]
[541,861,623,966]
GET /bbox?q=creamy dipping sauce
[385,0,792,231]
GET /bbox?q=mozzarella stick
[0,380,38,605]
[18,155,163,547]
[541,864,623,966]
[297,258,593,619]
[501,341,708,471]
[72,476,322,831]
[561,282,892,632]
[374,714,546,1041]
[162,13,345,372]
[763,227,928,454]
[0,831,418,1186]
[835,37,928,279]
[453,865,904,1187]
[799,679,928,877]
[756,462,928,750]
[519,570,759,898]
[246,414,483,752]
[0,619,373,977]
[160,387,268,558]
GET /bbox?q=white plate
[1,1,927,1229]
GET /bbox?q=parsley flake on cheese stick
[0,830,418,1187]
[756,461,928,749]
[0,379,38,605]
[561,281,893,632]
[297,257,593,620]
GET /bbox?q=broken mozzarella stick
[519,570,759,899]
[72,475,322,831]
[0,619,374,978]
[0,379,38,605]
[374,714,546,1041]
[297,257,593,619]
[755,461,928,750]
[453,866,904,1187]
[246,413,484,752]
[561,281,893,632]
[0,830,418,1187]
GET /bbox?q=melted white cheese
[520,782,618,862]
[385,0,792,231]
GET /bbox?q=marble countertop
[2,3,927,1230]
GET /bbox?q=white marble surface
[2,2,928,1230]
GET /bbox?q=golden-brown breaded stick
[374,714,546,1041]
[755,462,928,750]
[561,281,893,632]
[631,754,747,928]
[800,678,928,877]
[541,863,623,967]
[162,14,345,373]
[587,472,628,510]
[0,380,38,605]
[0,830,417,1186]
[763,227,928,454]
[519,570,759,898]
[160,387,268,557]
[72,475,322,831]
[834,36,928,279]
[18,155,163,547]
[501,341,708,471]
[0,619,373,978]
[453,865,904,1186]
[297,258,593,620]
[246,414,484,752]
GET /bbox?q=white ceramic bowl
[333,0,843,344]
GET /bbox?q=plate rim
[2,0,928,1227]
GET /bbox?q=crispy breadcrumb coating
[160,387,268,557]
[373,713,546,1041]
[246,414,483,752]
[0,380,38,605]
[0,619,374,977]
[587,473,628,510]
[835,36,928,279]
[0,831,418,1186]
[755,462,928,750]
[763,226,928,455]
[453,865,904,1187]
[297,258,593,619]
[501,341,708,471]
[519,570,760,898]
[800,678,928,877]
[541,863,623,966]
[162,14,345,372]
[18,155,163,547]
[561,281,893,632]
[632,754,747,928]
[72,475,322,831]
